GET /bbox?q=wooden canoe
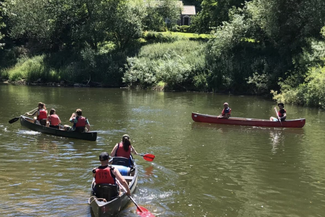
[89,157,138,217]
[192,112,305,128]
[20,115,97,141]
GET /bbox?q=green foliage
[321,26,325,39]
[123,40,206,90]
[143,31,181,43]
[144,31,210,43]
[205,12,257,92]
[273,38,325,107]
[191,0,248,33]
[273,66,325,108]
[143,0,181,31]
[107,0,146,50]
[2,0,325,106]
[7,0,53,43]
[203,0,325,96]
[6,0,146,52]
[0,0,6,49]
[172,25,191,33]
[3,55,50,81]
[247,72,269,94]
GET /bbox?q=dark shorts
[40,119,47,126]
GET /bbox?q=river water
[0,84,324,217]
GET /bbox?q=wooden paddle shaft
[26,107,38,115]
[116,180,143,212]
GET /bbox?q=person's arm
[27,110,38,116]
[110,144,118,157]
[69,113,76,122]
[281,112,286,121]
[217,109,225,118]
[131,145,138,155]
[92,168,96,178]
[113,169,131,196]
[85,119,90,132]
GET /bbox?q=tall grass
[2,55,61,82]
[123,40,207,90]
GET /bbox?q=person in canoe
[47,108,61,129]
[27,102,48,126]
[69,108,90,132]
[218,102,231,119]
[110,134,138,167]
[92,152,131,198]
[270,103,287,121]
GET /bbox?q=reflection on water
[144,165,154,177]
[269,130,283,153]
[1,85,325,216]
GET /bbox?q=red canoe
[192,112,305,128]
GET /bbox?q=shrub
[273,66,325,108]
[179,25,190,33]
[123,40,206,90]
[143,31,180,43]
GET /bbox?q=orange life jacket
[95,166,115,184]
[48,114,60,126]
[115,142,131,159]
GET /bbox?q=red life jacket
[95,166,115,184]
[48,114,60,126]
[278,109,286,117]
[115,142,131,159]
[222,107,231,116]
[38,109,47,120]
[75,116,86,127]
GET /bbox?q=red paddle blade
[142,154,155,162]
[136,206,155,217]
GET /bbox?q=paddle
[274,107,282,126]
[116,180,155,217]
[8,117,20,124]
[139,153,155,162]
[8,107,38,124]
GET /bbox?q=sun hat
[122,134,130,139]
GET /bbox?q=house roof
[182,5,196,15]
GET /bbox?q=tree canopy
[1,0,325,108]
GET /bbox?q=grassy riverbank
[1,30,325,108]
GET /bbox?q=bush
[123,40,206,90]
[273,66,325,108]
[179,25,190,33]
[4,55,49,81]
[273,38,325,108]
[143,31,180,43]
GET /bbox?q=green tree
[6,0,146,52]
[0,0,6,49]
[143,0,180,31]
[192,0,247,33]
[160,0,181,29]
[7,0,53,45]
[105,0,146,50]
[204,0,325,93]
